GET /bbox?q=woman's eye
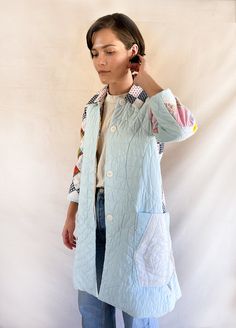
[91,51,114,58]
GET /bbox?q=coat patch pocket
[134,212,174,287]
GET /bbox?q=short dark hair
[86,13,145,56]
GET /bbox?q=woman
[62,13,197,328]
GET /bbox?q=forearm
[66,201,78,220]
[138,72,163,97]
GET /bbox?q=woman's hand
[62,217,76,249]
[128,54,149,85]
[62,202,78,250]
[128,55,164,97]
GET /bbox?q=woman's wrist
[66,214,76,221]
[138,71,163,97]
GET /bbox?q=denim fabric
[78,188,160,328]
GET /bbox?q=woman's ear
[130,43,139,57]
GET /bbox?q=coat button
[107,214,113,221]
[107,170,113,177]
[110,125,116,132]
[119,99,125,106]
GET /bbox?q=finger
[69,232,77,248]
[63,230,73,249]
[131,64,140,72]
[136,55,146,70]
[72,235,77,247]
[137,54,144,62]
[132,71,138,78]
[64,239,73,249]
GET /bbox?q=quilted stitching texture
[134,212,174,287]
[72,88,197,318]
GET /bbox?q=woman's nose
[97,54,107,66]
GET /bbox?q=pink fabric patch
[149,109,159,133]
[165,97,194,127]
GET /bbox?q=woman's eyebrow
[91,44,117,51]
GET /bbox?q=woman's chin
[99,77,110,84]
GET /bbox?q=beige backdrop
[0,0,235,327]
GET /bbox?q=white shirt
[96,91,127,187]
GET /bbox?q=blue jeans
[78,188,160,328]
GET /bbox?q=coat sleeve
[148,88,198,142]
[67,106,87,203]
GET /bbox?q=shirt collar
[86,84,148,109]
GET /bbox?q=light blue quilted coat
[68,85,197,318]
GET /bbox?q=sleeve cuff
[67,191,79,204]
[150,88,175,104]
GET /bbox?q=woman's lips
[98,71,110,74]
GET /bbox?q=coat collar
[86,84,148,109]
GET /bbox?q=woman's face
[90,28,137,85]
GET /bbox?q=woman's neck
[108,74,134,95]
